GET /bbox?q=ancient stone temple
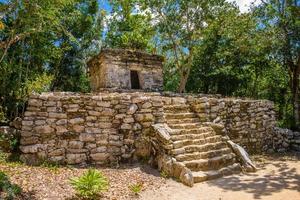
[18,48,280,187]
[87,49,164,91]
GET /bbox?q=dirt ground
[0,153,299,200]
[0,155,165,200]
[140,153,300,200]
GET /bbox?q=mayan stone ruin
[18,49,298,186]
[87,49,164,91]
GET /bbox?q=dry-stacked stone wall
[187,96,276,153]
[266,127,300,152]
[20,92,164,165]
[19,92,276,165]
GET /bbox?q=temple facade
[87,49,164,91]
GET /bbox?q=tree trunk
[177,49,193,93]
[291,55,300,129]
[177,67,191,93]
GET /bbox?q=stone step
[166,118,200,124]
[193,163,241,183]
[171,141,227,155]
[169,122,203,129]
[163,105,191,112]
[165,112,197,119]
[171,127,213,135]
[183,153,236,172]
[173,136,222,149]
[175,148,232,162]
[171,132,214,141]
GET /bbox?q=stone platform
[19,91,276,185]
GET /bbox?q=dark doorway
[130,70,141,89]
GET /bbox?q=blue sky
[98,0,261,13]
[99,0,112,12]
[0,0,260,13]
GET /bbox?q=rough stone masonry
[87,49,164,91]
[19,92,276,165]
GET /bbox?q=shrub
[129,183,143,195]
[160,170,169,179]
[0,128,20,153]
[0,171,22,200]
[70,169,109,199]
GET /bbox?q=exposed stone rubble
[266,127,300,152]
[227,140,257,172]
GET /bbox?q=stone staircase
[156,101,241,185]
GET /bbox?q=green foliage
[0,171,22,200]
[25,73,54,95]
[129,183,143,195]
[40,161,60,173]
[0,106,6,123]
[70,169,109,199]
[0,131,20,152]
[105,0,155,51]
[160,170,169,179]
[0,0,102,121]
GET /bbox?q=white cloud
[227,0,262,13]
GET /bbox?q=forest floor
[141,152,300,200]
[0,152,299,200]
[0,154,165,200]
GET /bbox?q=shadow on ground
[208,153,300,199]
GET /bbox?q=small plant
[160,170,169,179]
[0,171,22,200]
[129,183,143,195]
[41,161,59,173]
[0,152,23,167]
[0,129,20,152]
[70,169,109,199]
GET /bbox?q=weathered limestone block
[20,144,43,153]
[20,137,39,145]
[97,101,111,107]
[28,99,43,107]
[69,141,84,149]
[34,125,54,134]
[69,118,84,125]
[90,153,109,161]
[79,133,95,142]
[88,111,101,116]
[135,113,154,122]
[66,154,87,164]
[180,167,194,187]
[56,126,68,134]
[151,124,171,144]
[85,128,101,134]
[72,125,85,133]
[49,113,67,119]
[48,149,65,157]
[127,104,138,114]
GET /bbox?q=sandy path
[140,154,300,200]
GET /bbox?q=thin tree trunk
[291,55,300,128]
[177,49,193,93]
[294,56,300,128]
[178,67,191,93]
